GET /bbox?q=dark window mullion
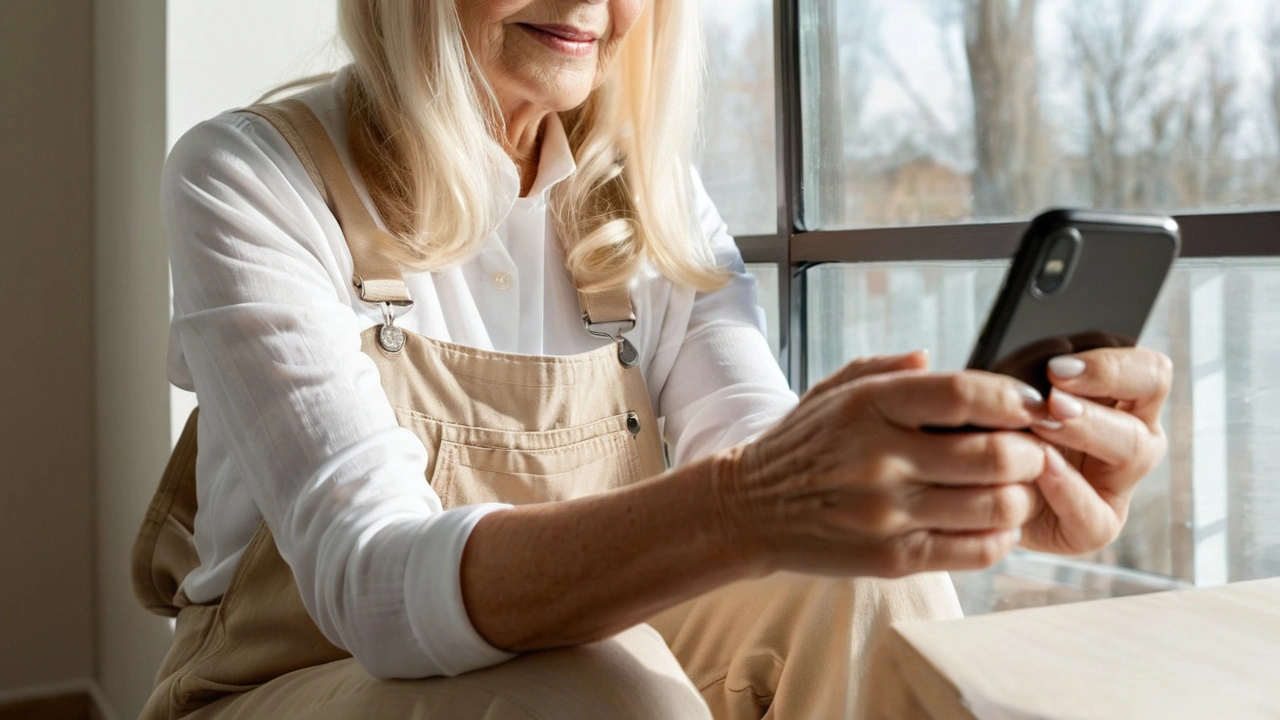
[775,0,807,392]
[787,210,1280,264]
[735,234,783,265]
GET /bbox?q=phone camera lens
[1033,228,1080,296]
[1036,263,1066,294]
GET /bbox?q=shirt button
[492,272,512,291]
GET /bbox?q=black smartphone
[968,209,1181,398]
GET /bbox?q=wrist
[705,443,778,579]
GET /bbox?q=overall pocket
[404,412,644,508]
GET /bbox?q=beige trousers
[651,572,961,719]
[185,572,958,720]
[188,626,712,720]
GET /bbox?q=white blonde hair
[335,0,727,293]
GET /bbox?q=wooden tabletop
[859,578,1280,719]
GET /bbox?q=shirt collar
[519,113,576,201]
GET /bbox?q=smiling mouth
[517,23,599,57]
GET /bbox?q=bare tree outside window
[698,0,1280,232]
[791,0,1280,228]
[1260,6,1280,196]
[961,0,1046,217]
[1064,0,1254,213]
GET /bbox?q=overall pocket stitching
[430,431,642,507]
[398,410,633,450]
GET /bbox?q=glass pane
[805,261,1008,378]
[801,0,1280,229]
[745,263,782,360]
[698,0,777,236]
[805,259,1280,609]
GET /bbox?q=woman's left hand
[1019,347,1173,555]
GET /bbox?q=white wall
[0,0,96,697]
[89,3,346,717]
[167,0,344,142]
[0,2,356,714]
[95,0,176,715]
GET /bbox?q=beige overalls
[132,99,960,720]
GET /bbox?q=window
[745,264,781,357]
[699,0,777,237]
[808,259,1280,597]
[697,0,1280,613]
[805,0,1280,228]
[699,0,782,357]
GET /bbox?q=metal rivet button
[378,325,406,353]
[626,412,641,436]
[492,272,512,291]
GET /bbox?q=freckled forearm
[458,449,768,652]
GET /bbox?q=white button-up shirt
[163,68,797,680]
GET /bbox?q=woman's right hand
[714,352,1049,579]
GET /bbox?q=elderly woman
[135,0,1172,718]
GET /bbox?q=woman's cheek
[484,0,536,17]
[596,0,645,82]
[610,0,646,38]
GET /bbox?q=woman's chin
[508,78,594,114]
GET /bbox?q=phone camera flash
[1043,259,1066,275]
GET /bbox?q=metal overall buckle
[583,315,639,368]
[377,300,414,353]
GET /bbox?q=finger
[898,528,1021,574]
[1034,446,1123,552]
[906,483,1039,532]
[804,351,930,402]
[1031,389,1158,469]
[861,371,1046,430]
[1046,348,1172,425]
[894,430,1047,485]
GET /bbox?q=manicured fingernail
[1049,391,1084,419]
[1017,383,1044,410]
[1049,356,1086,379]
[1036,418,1064,431]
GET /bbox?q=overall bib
[132,99,960,720]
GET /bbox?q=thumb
[801,350,930,403]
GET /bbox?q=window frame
[746,0,1280,586]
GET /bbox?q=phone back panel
[968,210,1180,396]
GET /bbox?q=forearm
[459,447,766,652]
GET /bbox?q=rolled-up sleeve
[658,173,799,467]
[163,114,514,679]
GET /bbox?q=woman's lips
[518,23,598,57]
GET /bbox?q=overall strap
[242,99,413,307]
[579,284,638,367]
[578,286,634,327]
